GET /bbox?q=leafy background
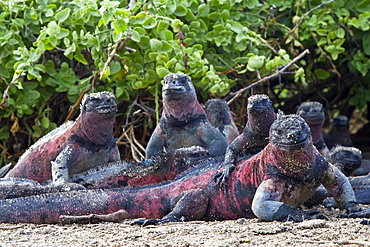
[1,0,370,166]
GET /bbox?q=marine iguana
[205,99,239,145]
[0,114,360,224]
[215,94,277,185]
[5,91,120,185]
[327,115,354,149]
[145,73,228,159]
[296,101,330,157]
[304,146,370,207]
[0,147,212,199]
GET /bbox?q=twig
[281,0,334,44]
[0,73,23,109]
[227,49,310,105]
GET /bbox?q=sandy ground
[0,206,369,247]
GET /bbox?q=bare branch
[227,49,310,105]
[0,73,23,109]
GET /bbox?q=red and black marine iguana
[145,72,228,159]
[5,91,120,186]
[205,99,239,145]
[296,101,330,157]
[0,114,360,224]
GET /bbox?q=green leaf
[156,67,169,77]
[74,51,88,65]
[357,0,370,13]
[150,39,162,50]
[112,19,127,34]
[55,8,70,23]
[198,4,209,17]
[174,4,187,17]
[41,116,50,129]
[247,55,265,71]
[142,17,157,29]
[314,68,330,80]
[363,33,370,55]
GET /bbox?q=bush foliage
[1,0,369,164]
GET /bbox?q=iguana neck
[163,96,206,123]
[268,143,316,178]
[76,111,115,145]
[307,122,324,145]
[247,110,276,132]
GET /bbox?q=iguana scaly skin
[0,147,211,199]
[296,101,330,157]
[205,99,239,145]
[145,73,228,159]
[0,115,359,224]
[328,146,362,177]
[70,146,210,189]
[215,94,277,185]
[5,91,120,185]
[305,146,370,207]
[327,115,354,149]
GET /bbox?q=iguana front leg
[133,189,209,226]
[214,131,251,186]
[252,179,328,222]
[321,164,361,213]
[52,146,85,190]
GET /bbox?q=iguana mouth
[163,87,186,94]
[274,138,310,150]
[96,105,117,114]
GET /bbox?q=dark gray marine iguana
[327,115,354,149]
[296,101,330,157]
[0,114,360,224]
[5,91,120,186]
[215,94,277,185]
[145,72,228,159]
[205,99,239,145]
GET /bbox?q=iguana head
[247,94,273,115]
[332,115,350,129]
[81,91,117,117]
[246,94,276,130]
[205,99,231,127]
[163,73,196,101]
[270,114,312,151]
[296,101,324,126]
[328,146,362,176]
[162,73,204,121]
[79,91,117,145]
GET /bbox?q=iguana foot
[285,210,328,222]
[131,215,185,226]
[213,164,235,188]
[337,207,370,219]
